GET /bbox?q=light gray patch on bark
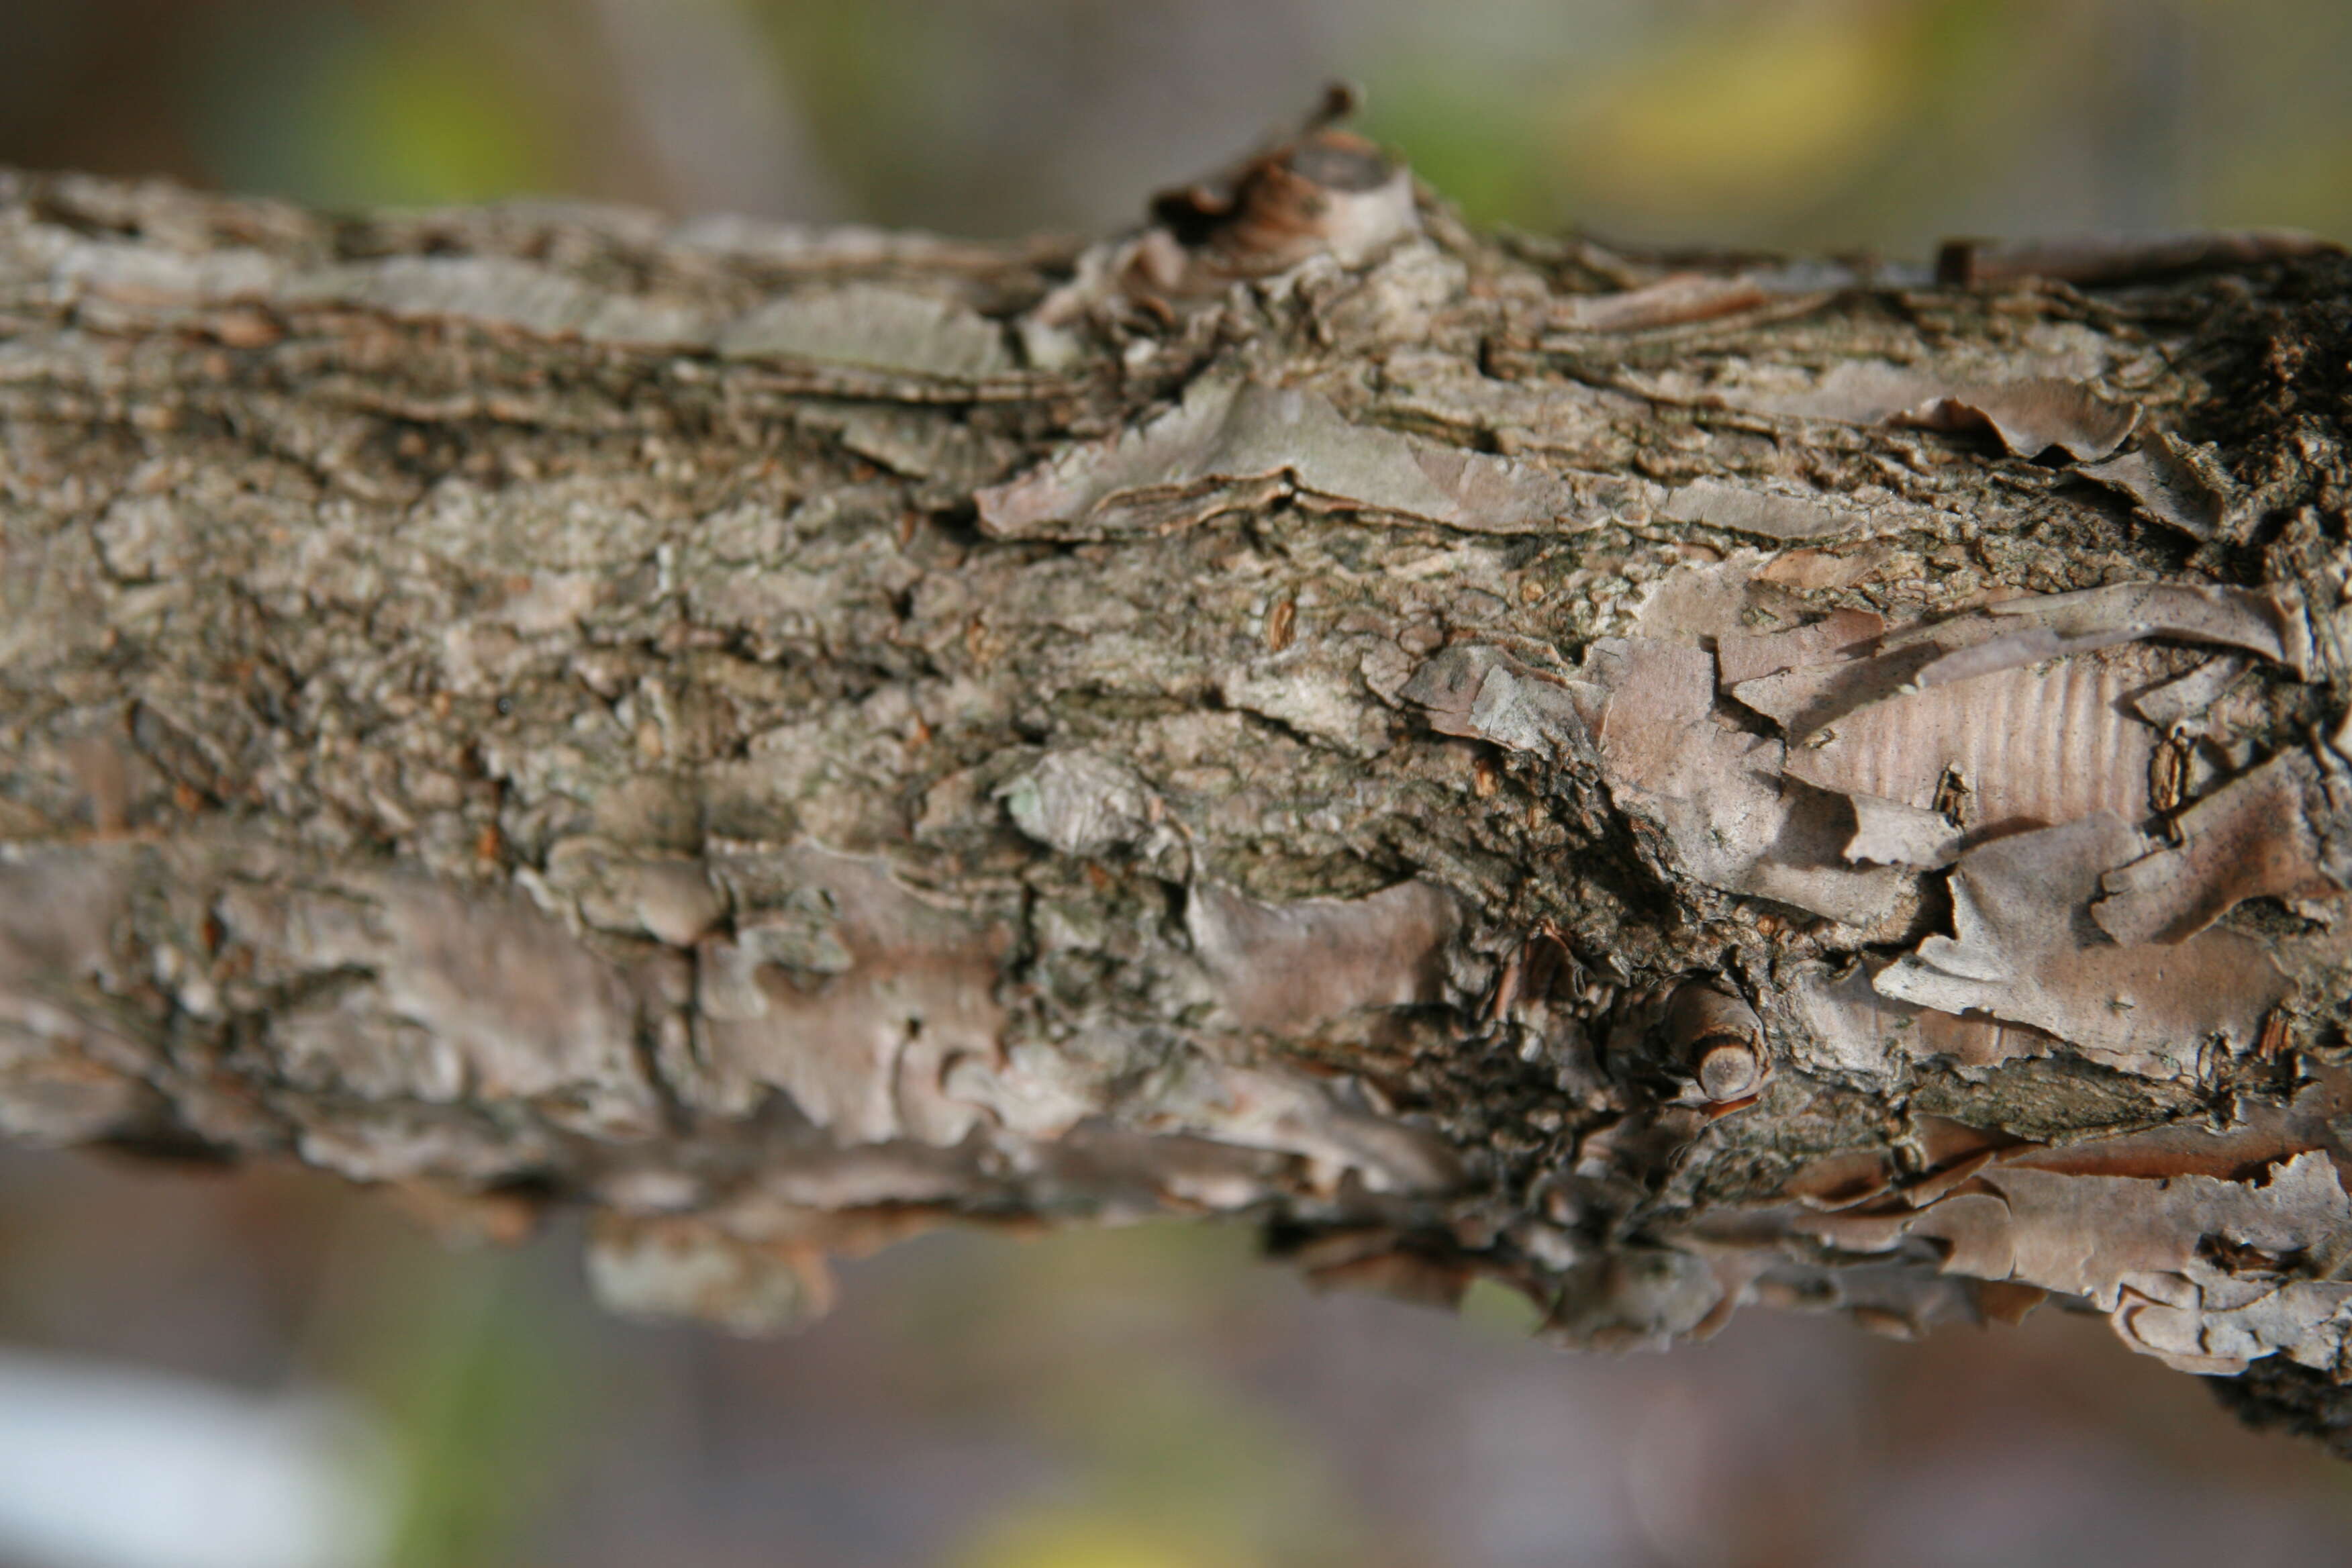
[1217,659,1392,758]
[284,256,717,346]
[1659,478,1901,541]
[997,751,1155,858]
[718,283,1015,378]
[30,229,284,301]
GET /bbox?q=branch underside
[3,142,2351,1438]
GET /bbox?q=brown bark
[4,130,2351,1441]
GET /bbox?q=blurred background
[2,0,2349,249]
[3,1,2351,1564]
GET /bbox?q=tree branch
[4,129,2351,1440]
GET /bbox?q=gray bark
[4,138,2351,1441]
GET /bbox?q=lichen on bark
[4,115,2352,1442]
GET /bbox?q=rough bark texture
[6,128,2352,1438]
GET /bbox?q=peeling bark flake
[975,375,1625,540]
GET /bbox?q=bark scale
[3,132,2351,1443]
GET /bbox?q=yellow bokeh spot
[1561,11,1917,215]
[311,22,560,206]
[1459,1275,1546,1338]
[2204,138,2352,238]
[954,1506,1220,1568]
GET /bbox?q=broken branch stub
[1663,983,1770,1104]
[5,130,2352,1449]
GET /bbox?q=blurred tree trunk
[5,154,2351,1449]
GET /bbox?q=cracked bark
[6,128,2352,1448]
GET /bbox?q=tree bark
[4,134,2352,1442]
